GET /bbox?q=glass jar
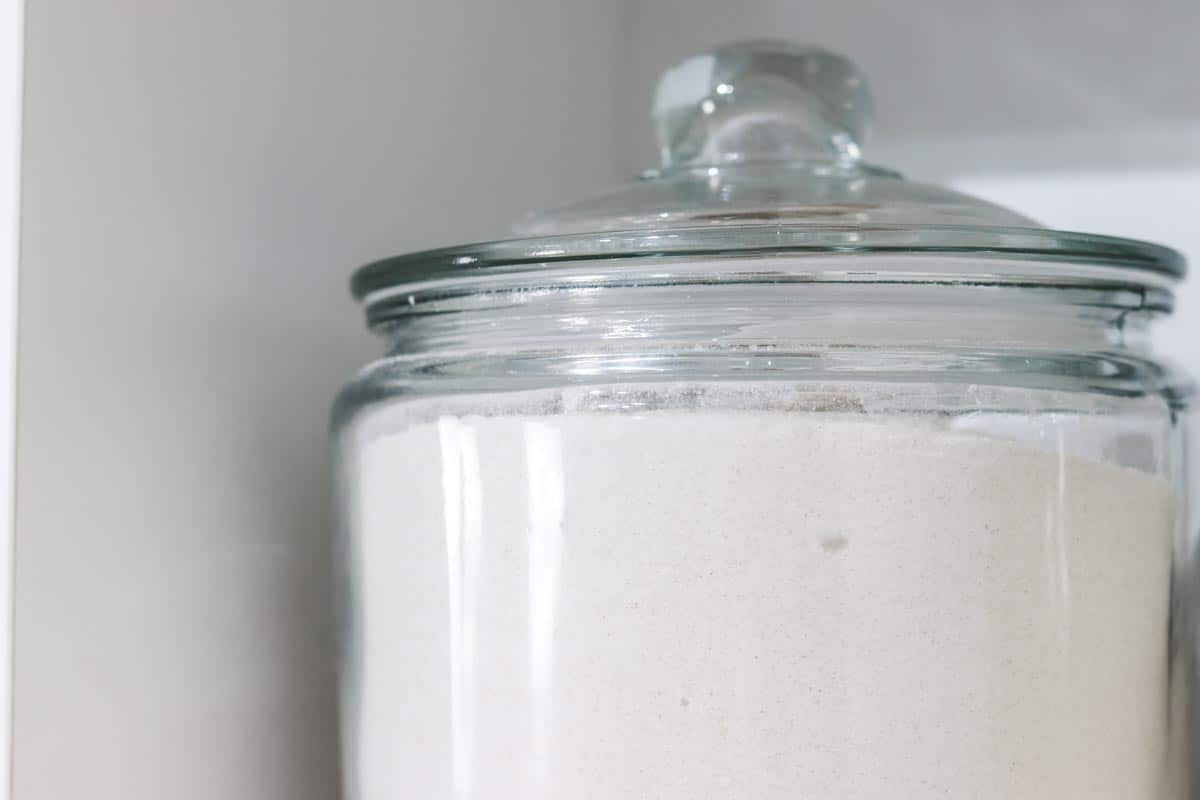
[333,41,1197,800]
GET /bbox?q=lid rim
[351,224,1185,301]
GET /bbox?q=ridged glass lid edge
[351,226,1184,301]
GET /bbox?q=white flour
[342,403,1176,799]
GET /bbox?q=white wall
[13,2,626,798]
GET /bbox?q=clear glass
[335,38,1194,800]
[351,39,1183,287]
[333,276,1196,800]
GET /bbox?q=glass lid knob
[653,40,874,169]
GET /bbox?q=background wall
[13,1,625,798]
[12,1,1200,798]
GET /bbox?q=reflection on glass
[438,419,482,800]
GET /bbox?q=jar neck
[380,282,1159,360]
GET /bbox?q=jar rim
[351,223,1185,312]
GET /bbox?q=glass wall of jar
[332,42,1197,800]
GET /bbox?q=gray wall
[14,1,625,797]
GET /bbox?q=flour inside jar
[339,389,1175,800]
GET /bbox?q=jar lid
[353,41,1184,320]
